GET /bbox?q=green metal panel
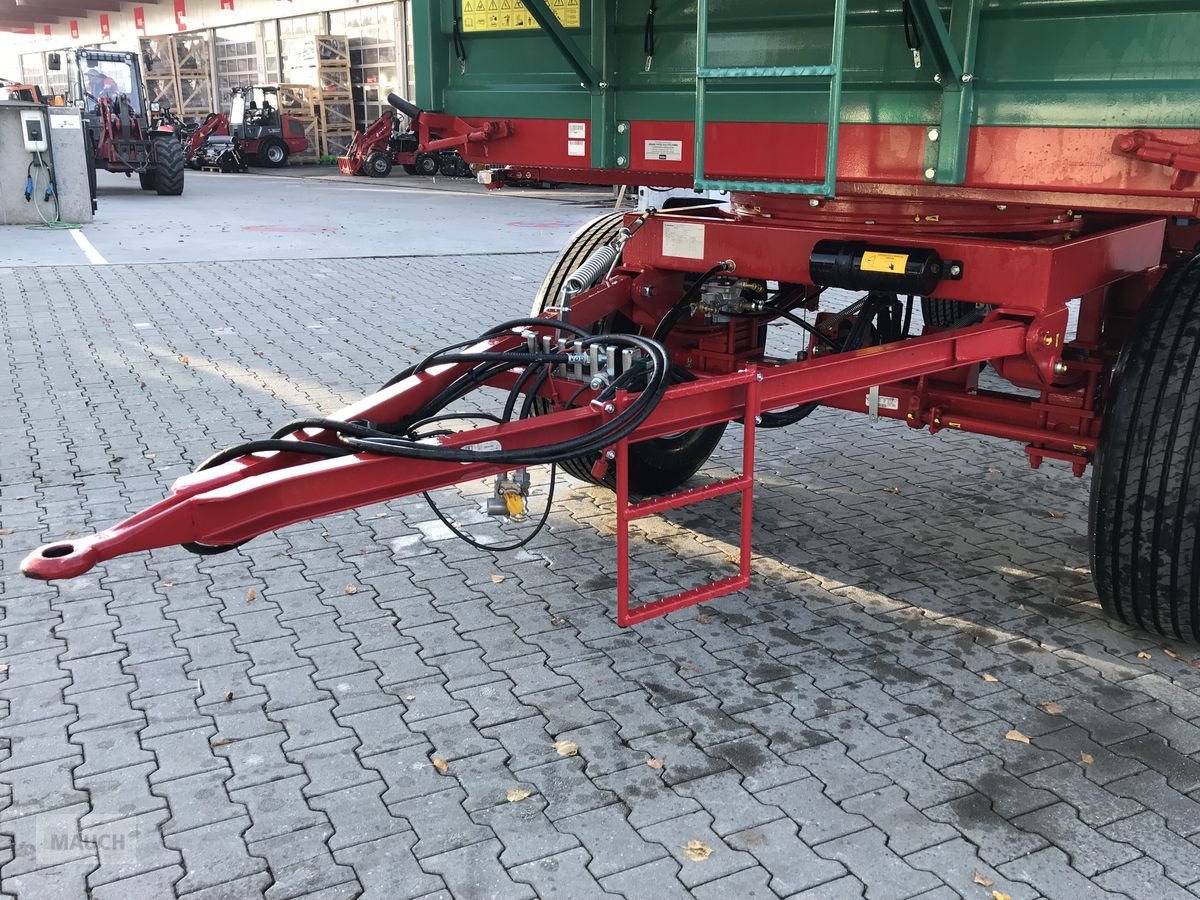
[415,0,1200,182]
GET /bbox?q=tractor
[188,85,309,170]
[62,49,185,196]
[338,92,482,178]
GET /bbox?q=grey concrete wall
[0,101,93,226]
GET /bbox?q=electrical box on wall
[20,110,48,152]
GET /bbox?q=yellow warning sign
[462,0,580,32]
[859,251,909,274]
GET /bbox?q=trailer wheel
[258,138,289,168]
[365,151,392,178]
[153,137,185,196]
[530,211,727,494]
[415,153,440,176]
[921,297,983,328]
[1090,256,1200,640]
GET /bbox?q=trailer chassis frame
[20,203,1169,624]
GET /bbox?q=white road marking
[70,229,107,265]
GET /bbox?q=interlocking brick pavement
[5,253,1200,899]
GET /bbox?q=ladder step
[628,475,750,520]
[697,65,835,79]
[619,574,751,626]
[695,178,833,195]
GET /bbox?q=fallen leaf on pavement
[180,355,190,365]
[211,737,236,746]
[882,486,900,494]
[1004,729,1031,745]
[646,758,664,770]
[1080,751,1095,765]
[404,694,416,701]
[1045,509,1065,518]
[550,617,566,626]
[1137,651,1151,660]
[0,528,12,536]
[491,574,506,583]
[972,872,994,886]
[1041,701,1065,715]
[506,788,532,803]
[1163,648,1179,659]
[992,891,1013,900]
[432,757,449,774]
[344,584,358,595]
[246,588,257,602]
[981,673,999,683]
[224,691,234,703]
[553,740,579,757]
[695,614,712,625]
[682,840,712,861]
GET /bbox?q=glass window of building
[280,13,325,84]
[328,3,402,130]
[214,23,261,99]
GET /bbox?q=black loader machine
[62,49,185,195]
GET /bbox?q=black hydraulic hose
[195,438,352,472]
[644,0,657,58]
[758,295,887,428]
[338,334,671,466]
[383,318,592,389]
[733,307,839,350]
[652,261,735,343]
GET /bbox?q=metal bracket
[521,0,602,90]
[908,0,981,185]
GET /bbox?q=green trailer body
[411,0,1200,208]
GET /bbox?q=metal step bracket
[614,366,761,625]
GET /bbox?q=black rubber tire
[152,136,185,196]
[138,170,156,191]
[258,138,288,168]
[402,163,419,176]
[921,297,983,328]
[530,211,727,494]
[1090,255,1200,640]
[365,151,392,178]
[415,153,440,176]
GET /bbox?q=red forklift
[338,92,499,178]
[187,85,309,169]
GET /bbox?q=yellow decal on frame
[462,0,581,32]
[859,251,909,274]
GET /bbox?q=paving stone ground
[4,252,1200,899]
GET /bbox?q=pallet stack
[139,34,214,123]
[276,83,321,163]
[313,36,354,158]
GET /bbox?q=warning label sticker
[644,139,683,162]
[567,139,586,157]
[662,221,705,260]
[860,251,909,274]
[568,122,586,139]
[462,0,580,32]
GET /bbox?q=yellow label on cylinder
[859,251,909,274]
